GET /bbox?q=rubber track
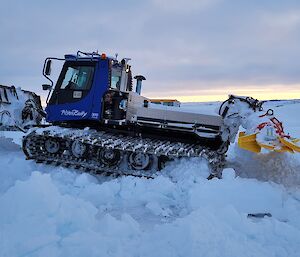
[23,127,226,178]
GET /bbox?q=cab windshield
[58,63,95,90]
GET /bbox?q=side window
[111,69,122,90]
[60,66,94,90]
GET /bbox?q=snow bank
[0,131,23,150]
[0,153,300,256]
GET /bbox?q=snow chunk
[222,168,236,180]
[0,172,98,257]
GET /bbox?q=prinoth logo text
[61,109,87,118]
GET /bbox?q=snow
[0,100,300,257]
[0,86,39,128]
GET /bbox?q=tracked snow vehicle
[0,84,44,131]
[22,51,267,178]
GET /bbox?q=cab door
[49,61,95,105]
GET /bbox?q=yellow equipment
[238,114,300,154]
[279,137,300,153]
[238,132,261,153]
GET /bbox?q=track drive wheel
[158,155,170,171]
[217,141,229,155]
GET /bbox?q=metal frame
[42,57,65,103]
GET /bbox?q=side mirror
[42,84,52,91]
[45,60,52,76]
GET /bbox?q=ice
[0,99,300,256]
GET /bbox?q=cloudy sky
[1,0,300,102]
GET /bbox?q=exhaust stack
[134,75,146,95]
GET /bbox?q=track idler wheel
[23,134,38,159]
[98,148,121,167]
[71,140,88,158]
[128,152,152,170]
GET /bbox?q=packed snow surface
[1,100,300,257]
